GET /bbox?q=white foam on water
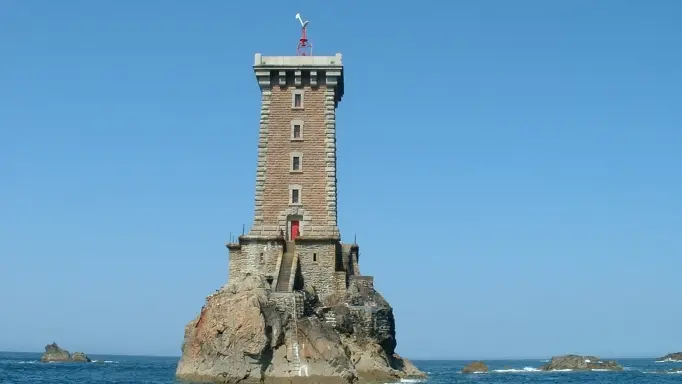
[656,358,682,363]
[492,367,541,373]
[550,369,573,372]
[591,369,610,371]
[399,379,424,383]
[15,360,38,364]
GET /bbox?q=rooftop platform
[254,53,343,68]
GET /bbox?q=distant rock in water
[40,343,90,363]
[40,343,71,362]
[461,361,488,373]
[71,352,91,362]
[659,352,682,361]
[540,355,623,371]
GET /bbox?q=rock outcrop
[41,343,71,362]
[176,274,426,383]
[40,343,90,363]
[71,352,92,362]
[659,352,682,361]
[461,361,488,373]
[540,355,623,371]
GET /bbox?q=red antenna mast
[295,13,313,56]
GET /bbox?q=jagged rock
[40,343,71,362]
[176,274,426,383]
[71,352,91,362]
[462,361,488,373]
[40,343,91,363]
[540,355,623,371]
[659,352,682,361]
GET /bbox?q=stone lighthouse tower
[248,52,343,239]
[177,16,427,383]
[226,16,360,305]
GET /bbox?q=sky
[1,1,681,360]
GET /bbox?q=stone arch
[277,207,312,237]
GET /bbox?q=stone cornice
[293,236,341,243]
[253,53,344,103]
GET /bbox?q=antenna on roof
[295,13,313,56]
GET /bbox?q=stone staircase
[291,296,306,376]
[275,241,296,292]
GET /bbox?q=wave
[656,358,682,363]
[492,367,541,373]
[4,360,39,364]
[642,370,682,374]
[1,359,118,365]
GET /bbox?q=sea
[1,352,681,383]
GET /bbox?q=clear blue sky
[2,1,681,360]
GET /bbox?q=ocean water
[1,352,681,383]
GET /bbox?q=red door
[291,221,300,240]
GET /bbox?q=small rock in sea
[659,352,682,361]
[40,343,71,362]
[39,343,91,363]
[540,355,623,371]
[71,352,91,362]
[462,361,488,373]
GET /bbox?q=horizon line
[0,350,669,361]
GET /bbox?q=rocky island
[175,45,426,382]
[659,352,682,361]
[177,274,425,383]
[540,355,623,371]
[40,343,91,363]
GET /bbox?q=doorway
[290,221,300,240]
[286,214,303,241]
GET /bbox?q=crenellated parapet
[253,53,344,103]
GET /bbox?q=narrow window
[313,253,317,262]
[289,184,302,206]
[291,120,304,140]
[294,93,302,108]
[292,156,300,171]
